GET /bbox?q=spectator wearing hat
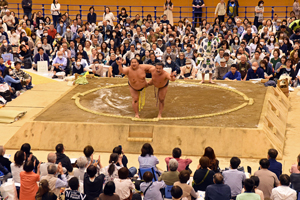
[141,37,151,51]
[3,9,15,31]
[215,58,230,80]
[90,59,104,77]
[223,64,241,81]
[179,59,197,79]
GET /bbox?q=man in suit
[268,149,282,179]
[33,47,50,70]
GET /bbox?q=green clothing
[158,171,180,186]
[289,19,300,32]
[271,57,280,69]
[236,192,261,200]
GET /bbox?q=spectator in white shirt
[271,174,297,200]
[114,167,135,200]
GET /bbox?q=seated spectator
[268,149,282,179]
[90,59,103,77]
[72,58,85,75]
[171,186,184,200]
[205,173,231,200]
[260,60,274,80]
[158,159,180,185]
[193,156,215,192]
[113,146,137,177]
[36,179,57,200]
[174,170,198,200]
[236,179,260,200]
[40,153,65,177]
[0,145,11,172]
[83,145,94,165]
[223,64,241,80]
[13,61,32,90]
[179,59,197,79]
[10,150,24,194]
[55,143,73,173]
[73,156,88,182]
[52,51,68,78]
[165,55,180,74]
[222,157,246,199]
[290,154,300,174]
[140,171,166,200]
[270,174,297,200]
[20,160,40,200]
[165,147,192,172]
[0,162,12,182]
[139,143,160,175]
[215,58,230,80]
[290,161,300,194]
[240,176,264,199]
[203,147,220,173]
[19,44,32,69]
[246,61,265,80]
[99,181,120,200]
[102,153,123,182]
[250,51,263,64]
[84,164,105,200]
[276,58,296,85]
[33,47,50,71]
[65,177,86,200]
[146,53,160,66]
[40,163,68,196]
[236,55,251,80]
[114,167,135,200]
[254,158,279,199]
[176,52,186,67]
[0,39,12,54]
[4,67,23,91]
[20,143,39,172]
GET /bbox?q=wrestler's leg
[129,86,140,118]
[157,86,168,118]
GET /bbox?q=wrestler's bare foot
[209,80,215,84]
[157,114,162,119]
[200,80,205,84]
[135,114,140,118]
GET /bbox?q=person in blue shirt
[223,64,241,81]
[3,67,22,91]
[246,62,265,80]
[267,149,282,179]
[72,58,85,75]
[192,0,205,27]
[205,173,231,200]
[0,57,6,75]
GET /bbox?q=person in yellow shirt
[21,22,31,36]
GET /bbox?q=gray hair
[47,164,57,174]
[77,156,88,168]
[169,158,178,171]
[0,146,4,155]
[47,153,57,163]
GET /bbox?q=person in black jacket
[20,143,40,173]
[84,164,105,200]
[55,143,73,173]
[87,6,96,24]
[0,145,11,172]
[19,44,32,69]
[22,0,32,19]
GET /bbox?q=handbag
[192,169,210,186]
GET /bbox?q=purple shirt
[53,56,67,70]
[138,154,159,172]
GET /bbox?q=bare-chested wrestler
[117,58,153,118]
[147,62,176,118]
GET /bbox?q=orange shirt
[48,29,57,39]
[20,171,40,200]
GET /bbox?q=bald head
[47,152,57,163]
[213,173,224,184]
[252,62,259,70]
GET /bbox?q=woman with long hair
[138,143,160,175]
[164,0,174,25]
[254,0,264,28]
[293,0,300,19]
[103,7,115,26]
[87,6,97,24]
[118,7,128,24]
[50,0,60,28]
[203,147,220,173]
[36,179,57,200]
[102,153,123,182]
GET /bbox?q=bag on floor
[0,179,18,200]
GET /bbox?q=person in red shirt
[48,24,57,39]
[165,148,192,172]
[20,159,40,200]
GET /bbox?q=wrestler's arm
[140,64,155,73]
[117,59,129,75]
[167,71,176,81]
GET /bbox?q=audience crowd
[0,143,299,200]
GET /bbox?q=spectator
[246,61,265,80]
[72,58,85,75]
[270,174,297,200]
[241,176,264,200]
[22,0,32,19]
[163,0,173,25]
[290,161,300,194]
[20,160,40,200]
[192,0,205,27]
[227,0,239,19]
[0,145,11,172]
[33,47,50,70]
[118,8,128,24]
[236,179,261,200]
[102,153,123,182]
[65,177,86,200]
[36,179,57,200]
[138,143,160,175]
[205,173,231,200]
[171,186,184,200]
[254,1,264,28]
[254,158,279,199]
[84,164,105,200]
[3,9,15,31]
[215,0,226,23]
[174,170,198,200]
[103,7,115,26]
[114,167,135,200]
[193,156,215,192]
[290,154,300,174]
[294,0,300,19]
[165,147,192,172]
[159,159,180,185]
[267,149,282,179]
[223,64,242,80]
[83,145,94,164]
[10,150,24,194]
[73,156,88,182]
[52,51,68,78]
[40,153,66,177]
[222,157,246,199]
[179,59,197,79]
[99,181,120,200]
[87,6,97,24]
[19,44,32,69]
[40,163,68,196]
[215,58,230,80]
[140,171,166,200]
[51,0,60,28]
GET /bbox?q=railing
[9,3,292,26]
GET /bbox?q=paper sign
[37,61,48,74]
[1,53,13,62]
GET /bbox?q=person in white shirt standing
[271,174,297,200]
[51,0,60,28]
[103,7,115,26]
